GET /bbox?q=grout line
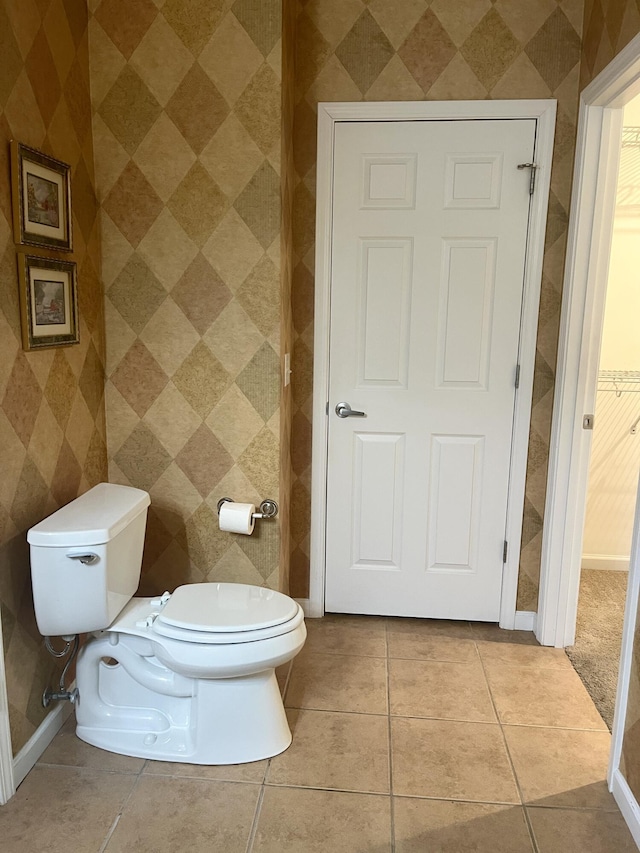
[98,772,142,853]
[97,814,121,853]
[476,649,539,853]
[298,649,388,660]
[391,792,527,807]
[34,761,144,776]
[523,808,540,853]
[263,780,392,796]
[280,661,293,703]
[284,704,388,717]
[245,783,266,853]
[523,802,622,813]
[140,771,265,785]
[385,620,395,853]
[498,721,610,733]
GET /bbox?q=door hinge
[517,162,538,195]
[583,414,595,430]
[503,540,508,563]
[326,401,329,416]
[514,364,520,389]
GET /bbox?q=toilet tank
[27,483,150,636]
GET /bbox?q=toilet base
[75,636,294,764]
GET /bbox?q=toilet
[27,482,306,765]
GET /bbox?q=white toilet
[27,482,306,765]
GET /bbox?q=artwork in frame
[17,254,79,350]
[10,141,72,251]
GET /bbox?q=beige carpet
[566,568,628,730]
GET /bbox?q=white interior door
[325,118,536,620]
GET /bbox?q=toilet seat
[109,584,305,645]
[151,607,305,645]
[158,583,298,632]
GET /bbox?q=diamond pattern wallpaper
[89,0,290,598]
[3,0,640,766]
[0,0,107,754]
[288,0,585,609]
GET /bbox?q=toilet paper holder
[216,497,279,520]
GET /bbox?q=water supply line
[42,634,80,707]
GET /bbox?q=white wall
[582,203,640,568]
[599,220,640,372]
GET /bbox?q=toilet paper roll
[218,501,256,535]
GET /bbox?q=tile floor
[1,615,638,852]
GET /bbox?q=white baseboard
[295,598,323,618]
[582,554,630,571]
[611,768,640,849]
[514,610,537,632]
[12,701,72,789]
[297,600,538,632]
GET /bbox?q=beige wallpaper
[0,0,107,755]
[578,0,640,809]
[3,0,639,771]
[288,0,584,606]
[280,0,297,594]
[89,0,288,595]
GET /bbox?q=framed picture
[17,254,79,350]
[10,141,72,251]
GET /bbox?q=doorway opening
[566,95,640,727]
[535,31,640,838]
[537,30,640,651]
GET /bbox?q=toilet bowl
[27,483,306,765]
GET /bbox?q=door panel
[427,434,484,571]
[437,238,496,388]
[359,239,412,387]
[325,118,536,620]
[353,432,405,568]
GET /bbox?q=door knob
[335,402,366,418]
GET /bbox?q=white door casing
[310,100,557,624]
[538,32,640,648]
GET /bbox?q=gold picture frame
[17,254,79,350]
[11,141,72,251]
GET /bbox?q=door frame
[309,100,557,621]
[608,475,640,845]
[537,33,640,648]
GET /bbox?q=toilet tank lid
[27,483,150,547]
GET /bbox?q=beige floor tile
[142,757,268,783]
[0,766,136,853]
[477,641,572,670]
[267,708,390,793]
[387,617,473,639]
[104,776,259,853]
[253,786,392,852]
[470,623,538,644]
[486,664,608,729]
[504,726,616,810]
[391,717,519,803]
[389,659,496,722]
[38,716,146,773]
[304,614,387,657]
[286,651,388,714]
[528,806,638,852]
[388,631,479,662]
[394,797,535,853]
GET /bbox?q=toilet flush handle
[67,553,99,565]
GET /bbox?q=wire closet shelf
[597,371,640,394]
